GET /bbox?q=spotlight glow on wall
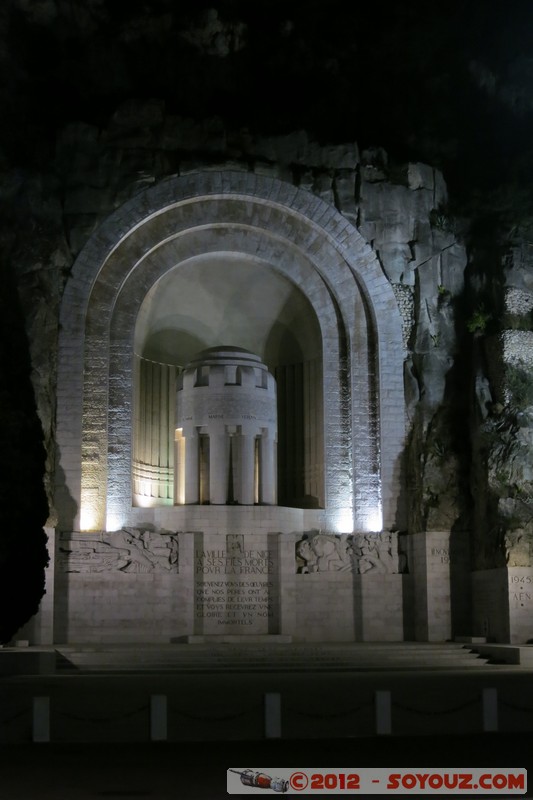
[80,488,101,531]
[362,507,383,533]
[80,507,100,532]
[330,508,355,534]
[105,507,125,533]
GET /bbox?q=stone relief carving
[59,527,179,573]
[504,529,533,567]
[295,531,406,574]
[296,533,353,573]
[227,533,245,556]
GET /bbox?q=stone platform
[180,634,293,644]
[3,642,531,745]
[472,643,533,666]
[49,642,491,674]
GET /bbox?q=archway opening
[132,253,324,509]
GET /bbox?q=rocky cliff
[1,0,532,628]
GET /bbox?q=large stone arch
[55,170,405,534]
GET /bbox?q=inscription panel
[509,573,533,608]
[430,546,450,565]
[193,542,279,633]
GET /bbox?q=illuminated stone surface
[11,127,529,646]
[176,347,277,506]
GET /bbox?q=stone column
[184,432,199,504]
[209,430,230,504]
[260,432,276,505]
[236,432,256,505]
[174,429,184,505]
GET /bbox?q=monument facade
[16,124,530,646]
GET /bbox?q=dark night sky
[1,0,533,219]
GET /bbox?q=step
[54,643,490,673]
[473,644,533,666]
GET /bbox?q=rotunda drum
[175,347,277,506]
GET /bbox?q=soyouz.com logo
[226,767,527,794]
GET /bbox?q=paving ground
[1,644,532,798]
[0,735,531,799]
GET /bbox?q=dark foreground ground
[2,645,532,798]
[0,734,531,800]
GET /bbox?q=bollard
[150,694,167,741]
[264,692,281,739]
[375,690,392,735]
[33,696,50,743]
[482,687,498,732]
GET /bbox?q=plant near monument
[431,438,446,461]
[466,305,492,334]
[429,205,455,233]
[506,365,533,410]
[424,487,439,508]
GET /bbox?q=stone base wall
[507,567,533,642]
[54,560,409,644]
[471,569,510,642]
[278,571,407,643]
[22,524,525,646]
[409,531,470,641]
[472,567,533,643]
[51,519,412,643]
[54,570,190,643]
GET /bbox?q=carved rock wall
[471,230,533,569]
[2,103,468,539]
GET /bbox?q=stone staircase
[54,642,491,673]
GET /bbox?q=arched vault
[55,171,406,533]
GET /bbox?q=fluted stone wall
[132,357,176,505]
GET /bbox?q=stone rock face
[468,229,533,569]
[2,103,531,576]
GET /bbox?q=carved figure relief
[59,527,179,573]
[504,529,532,567]
[296,533,353,572]
[296,530,405,574]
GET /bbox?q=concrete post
[32,696,50,743]
[150,694,168,741]
[482,687,498,732]
[264,692,281,738]
[375,690,391,735]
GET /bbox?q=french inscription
[510,591,532,607]
[195,548,274,575]
[431,547,450,564]
[509,574,533,608]
[194,580,275,625]
[194,545,276,626]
